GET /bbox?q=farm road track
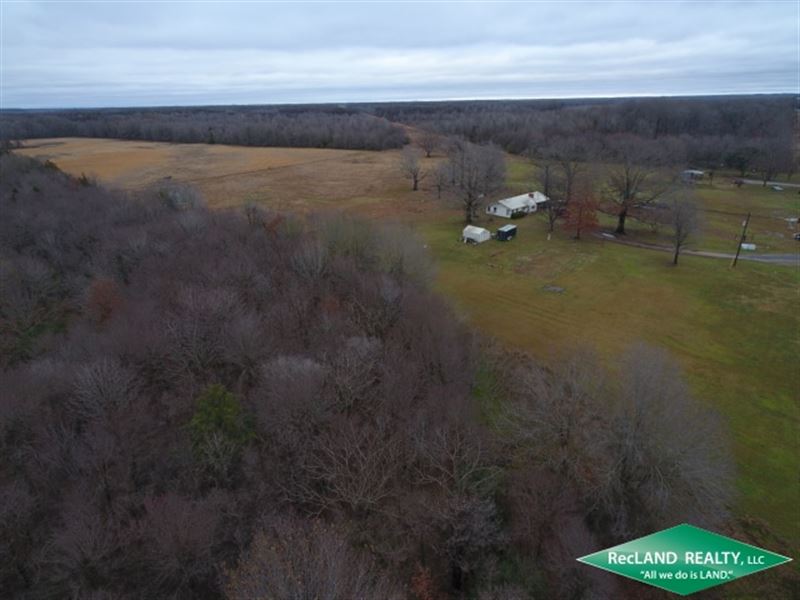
[740,178,800,189]
[595,234,799,266]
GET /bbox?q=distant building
[681,169,705,182]
[485,191,549,218]
[462,225,491,244]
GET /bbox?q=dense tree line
[1,154,737,598]
[0,105,408,151]
[370,95,796,176]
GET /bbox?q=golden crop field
[16,137,438,219]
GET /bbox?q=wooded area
[2,97,795,177]
[370,95,795,167]
[0,105,408,150]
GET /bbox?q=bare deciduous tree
[290,421,400,514]
[417,131,441,158]
[500,350,606,492]
[401,146,426,191]
[38,487,122,597]
[413,425,500,497]
[432,162,451,200]
[135,492,221,590]
[477,584,529,600]
[753,136,793,186]
[0,481,36,589]
[526,143,563,233]
[603,135,673,234]
[446,141,506,224]
[500,343,733,542]
[70,358,138,421]
[226,516,402,600]
[597,344,735,539]
[430,493,504,592]
[550,136,593,207]
[668,188,699,265]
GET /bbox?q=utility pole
[730,212,751,268]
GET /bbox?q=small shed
[496,224,517,241]
[681,169,705,182]
[486,192,549,218]
[462,225,491,244]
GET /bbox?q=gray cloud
[2,1,796,108]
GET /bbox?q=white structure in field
[681,169,705,182]
[462,225,491,244]
[485,191,549,218]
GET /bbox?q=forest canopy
[1,96,794,171]
[0,105,408,151]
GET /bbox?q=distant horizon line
[2,91,796,112]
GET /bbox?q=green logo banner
[577,523,792,595]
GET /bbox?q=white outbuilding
[462,225,491,244]
[485,192,549,218]
[681,169,705,182]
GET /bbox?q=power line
[730,212,752,269]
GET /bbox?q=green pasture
[417,209,799,548]
[614,182,798,254]
[510,156,800,254]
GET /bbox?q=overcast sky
[1,1,797,108]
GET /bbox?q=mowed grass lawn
[419,212,799,547]
[607,182,799,254]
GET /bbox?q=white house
[462,225,491,244]
[485,192,549,218]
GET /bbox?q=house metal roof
[495,192,549,210]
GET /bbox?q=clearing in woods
[15,138,800,550]
[16,137,429,218]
